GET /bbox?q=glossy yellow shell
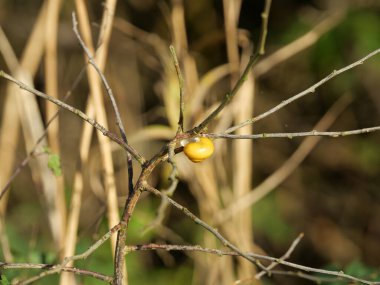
[183,137,214,163]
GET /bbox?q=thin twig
[164,144,179,197]
[0,263,113,284]
[72,12,135,195]
[0,71,146,165]
[213,95,352,224]
[124,243,280,262]
[258,0,272,55]
[0,68,86,200]
[169,45,185,133]
[255,233,304,279]
[131,243,379,284]
[208,125,380,140]
[72,11,126,134]
[143,143,179,234]
[124,233,380,284]
[123,242,376,285]
[4,237,379,285]
[266,270,351,284]
[255,11,344,77]
[226,47,380,133]
[12,222,123,285]
[269,262,380,285]
[71,4,125,284]
[191,0,272,134]
[143,183,268,272]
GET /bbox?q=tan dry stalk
[44,0,67,251]
[60,0,122,284]
[0,3,65,247]
[170,0,199,113]
[230,50,257,281]
[75,0,120,251]
[61,0,125,283]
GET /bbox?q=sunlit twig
[226,47,380,133]
[0,71,145,165]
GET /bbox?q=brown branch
[112,133,186,284]
[144,183,268,272]
[0,71,146,165]
[225,47,380,134]
[0,262,113,284]
[72,12,135,205]
[113,186,144,285]
[123,241,380,285]
[191,0,272,134]
[207,125,380,140]
[255,233,304,279]
[143,142,179,234]
[10,222,123,284]
[169,45,185,133]
[0,68,86,200]
[213,95,351,224]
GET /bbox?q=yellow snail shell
[183,137,214,163]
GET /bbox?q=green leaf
[318,261,379,284]
[0,275,10,285]
[344,260,378,280]
[47,153,62,176]
[42,146,51,154]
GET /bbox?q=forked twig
[143,143,179,234]
[143,184,380,285]
[191,0,272,134]
[0,263,113,284]
[0,68,86,200]
[143,46,185,232]
[4,235,379,285]
[213,95,352,224]
[144,183,268,272]
[2,2,380,285]
[13,222,123,284]
[255,233,304,279]
[226,47,380,133]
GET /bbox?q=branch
[191,0,272,134]
[0,68,87,200]
[0,263,113,284]
[113,184,145,285]
[143,183,268,272]
[258,0,272,55]
[123,241,379,285]
[72,12,135,196]
[113,139,185,284]
[226,47,380,133]
[4,237,380,285]
[255,11,344,77]
[213,95,352,224]
[143,143,179,234]
[208,125,380,140]
[255,233,304,279]
[169,45,185,133]
[0,71,146,165]
[10,222,122,284]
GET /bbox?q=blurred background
[1,0,380,284]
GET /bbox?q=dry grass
[1,1,380,284]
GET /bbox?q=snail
[182,137,214,163]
